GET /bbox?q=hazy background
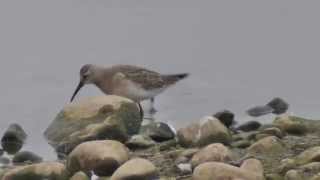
[0,0,319,159]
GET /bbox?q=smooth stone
[248,136,285,155]
[213,110,235,128]
[177,163,192,174]
[126,135,156,149]
[260,127,284,138]
[110,158,158,180]
[246,105,274,117]
[191,143,232,168]
[67,140,129,176]
[140,122,175,142]
[267,97,289,115]
[177,116,231,147]
[2,162,69,180]
[44,96,141,156]
[295,146,320,166]
[12,151,43,164]
[1,124,27,154]
[193,159,264,180]
[231,140,251,148]
[284,170,302,180]
[236,121,262,132]
[273,115,308,135]
[70,171,90,180]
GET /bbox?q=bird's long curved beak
[70,81,84,102]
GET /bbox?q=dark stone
[246,105,274,117]
[1,124,27,154]
[267,97,289,115]
[140,122,175,142]
[214,110,235,128]
[236,121,262,132]
[12,151,43,164]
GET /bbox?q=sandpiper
[70,64,189,117]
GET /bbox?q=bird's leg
[149,97,157,115]
[137,102,144,120]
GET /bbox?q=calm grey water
[0,0,320,159]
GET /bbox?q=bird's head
[70,64,96,102]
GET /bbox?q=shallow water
[0,0,320,160]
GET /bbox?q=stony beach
[0,96,320,180]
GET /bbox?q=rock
[193,159,264,180]
[44,95,141,156]
[2,162,69,180]
[247,105,274,117]
[177,116,231,147]
[1,124,27,154]
[246,97,289,117]
[177,163,192,174]
[12,151,43,164]
[295,146,320,166]
[236,121,262,132]
[126,135,156,149]
[140,122,175,142]
[260,127,284,138]
[248,136,285,155]
[67,140,129,176]
[285,170,302,180]
[273,115,308,135]
[267,97,289,115]
[70,171,90,180]
[191,143,232,168]
[231,139,252,148]
[110,158,158,180]
[265,173,284,180]
[213,110,235,128]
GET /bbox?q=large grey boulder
[44,96,141,156]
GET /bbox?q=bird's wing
[116,65,165,90]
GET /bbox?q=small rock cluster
[2,96,320,180]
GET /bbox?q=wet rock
[70,171,90,180]
[2,162,69,180]
[193,159,264,180]
[267,97,289,115]
[246,97,289,117]
[273,115,308,135]
[44,95,141,156]
[236,121,262,132]
[248,136,285,155]
[1,124,27,154]
[191,143,232,168]
[126,135,156,149]
[177,116,231,147]
[213,110,235,128]
[12,151,43,165]
[110,158,158,180]
[67,140,129,176]
[247,105,274,117]
[140,122,175,142]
